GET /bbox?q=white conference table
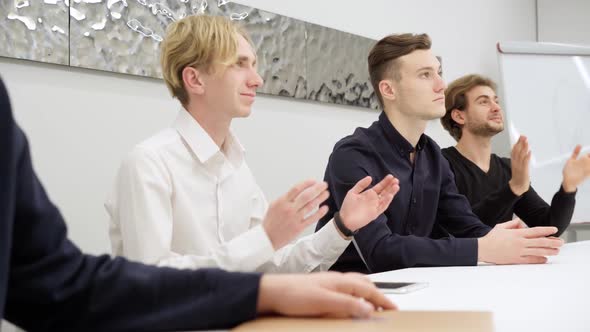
[370,240,590,332]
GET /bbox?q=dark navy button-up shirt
[316,112,491,273]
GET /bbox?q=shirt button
[412,198,417,204]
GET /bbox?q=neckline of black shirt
[378,112,428,159]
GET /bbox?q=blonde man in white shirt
[106,15,400,273]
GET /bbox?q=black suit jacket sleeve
[0,78,261,332]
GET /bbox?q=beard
[467,121,504,137]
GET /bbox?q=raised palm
[339,175,400,231]
[563,145,590,192]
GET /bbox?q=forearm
[261,219,350,273]
[547,186,576,235]
[355,220,479,272]
[516,186,575,235]
[153,225,276,272]
[8,250,261,332]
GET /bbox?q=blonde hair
[160,15,252,106]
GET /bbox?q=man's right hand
[509,135,531,196]
[477,218,563,264]
[262,180,330,250]
[257,272,397,318]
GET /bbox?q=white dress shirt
[105,109,350,273]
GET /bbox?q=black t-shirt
[441,146,575,236]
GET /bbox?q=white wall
[0,0,536,255]
[529,0,590,242]
[240,0,537,155]
[538,0,590,44]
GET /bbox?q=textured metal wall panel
[69,0,170,77]
[0,0,68,65]
[234,8,307,99]
[305,23,378,109]
[4,0,378,109]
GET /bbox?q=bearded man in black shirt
[441,74,590,236]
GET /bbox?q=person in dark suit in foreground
[0,77,395,331]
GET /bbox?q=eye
[420,72,430,78]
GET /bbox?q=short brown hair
[441,74,497,141]
[368,33,432,109]
[160,15,252,106]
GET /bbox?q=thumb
[349,176,372,195]
[570,145,582,160]
[497,218,521,229]
[314,291,375,318]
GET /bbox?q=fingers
[525,236,564,249]
[331,275,397,311]
[512,136,525,158]
[521,247,560,257]
[299,190,330,218]
[377,191,397,213]
[571,145,582,160]
[285,179,317,202]
[292,182,328,211]
[371,175,396,194]
[517,226,558,238]
[301,205,329,228]
[516,218,529,229]
[507,217,529,229]
[523,150,531,167]
[518,255,548,264]
[349,176,373,195]
[311,289,376,318]
[375,178,400,212]
[496,218,522,229]
[377,178,400,197]
[344,272,373,284]
[512,136,530,164]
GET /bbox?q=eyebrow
[237,55,256,66]
[415,65,441,73]
[474,95,498,101]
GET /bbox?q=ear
[182,66,205,95]
[451,108,466,125]
[379,79,396,103]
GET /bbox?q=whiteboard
[497,41,590,223]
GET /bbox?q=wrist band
[334,212,358,237]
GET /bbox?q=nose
[248,69,264,89]
[491,99,501,112]
[434,73,446,93]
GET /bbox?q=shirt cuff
[503,183,522,200]
[558,184,578,196]
[310,219,351,264]
[230,225,276,269]
[454,237,479,266]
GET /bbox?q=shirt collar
[377,112,427,157]
[173,109,245,168]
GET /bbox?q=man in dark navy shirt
[441,74,590,236]
[316,33,564,274]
